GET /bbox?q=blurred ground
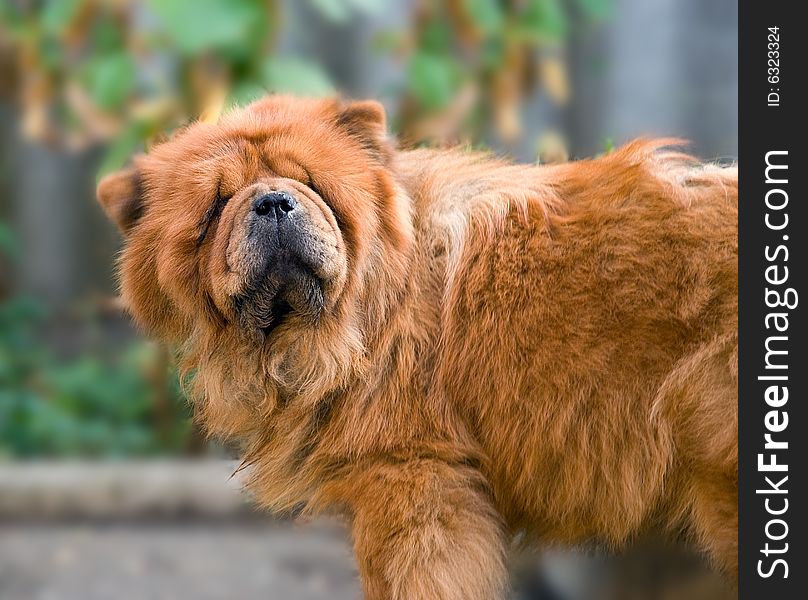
[0,520,734,600]
[0,466,546,600]
[0,461,734,600]
[0,461,360,600]
[0,521,359,600]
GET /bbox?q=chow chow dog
[97,96,737,599]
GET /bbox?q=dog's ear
[336,100,391,163]
[97,167,143,233]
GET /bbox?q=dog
[97,96,738,599]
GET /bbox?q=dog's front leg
[343,459,507,600]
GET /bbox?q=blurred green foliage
[386,0,612,145]
[1,0,612,165]
[0,226,193,458]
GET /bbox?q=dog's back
[401,141,738,577]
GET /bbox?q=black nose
[253,192,296,218]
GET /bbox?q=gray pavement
[0,462,734,600]
[0,461,360,599]
[0,521,360,600]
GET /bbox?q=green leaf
[517,0,568,41]
[82,52,136,110]
[420,20,454,54]
[89,13,126,53]
[261,57,334,97]
[228,82,268,107]
[0,4,22,28]
[145,0,266,54]
[464,0,504,36]
[406,52,461,111]
[40,0,82,36]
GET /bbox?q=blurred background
[0,1,736,599]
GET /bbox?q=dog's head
[97,97,412,424]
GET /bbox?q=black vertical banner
[739,1,806,598]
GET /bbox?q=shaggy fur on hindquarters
[97,96,738,599]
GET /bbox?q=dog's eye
[308,181,345,231]
[300,167,323,199]
[196,192,231,248]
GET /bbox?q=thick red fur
[98,96,738,599]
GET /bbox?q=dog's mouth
[234,263,325,337]
[260,297,294,336]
